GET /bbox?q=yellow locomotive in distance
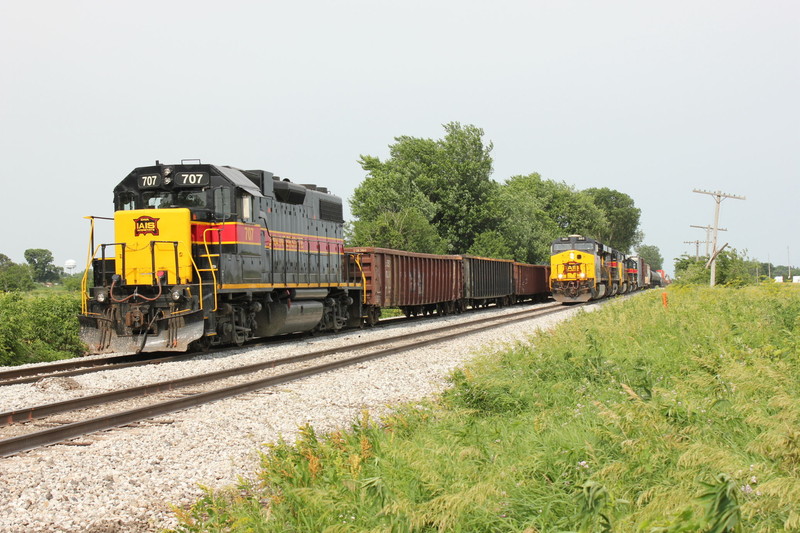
[549,235,628,303]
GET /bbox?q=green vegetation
[347,123,643,261]
[637,244,664,271]
[0,248,88,365]
[0,292,85,366]
[168,284,800,532]
[24,248,63,283]
[673,250,795,286]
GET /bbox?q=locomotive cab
[549,235,627,304]
[549,235,598,303]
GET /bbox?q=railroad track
[0,301,578,456]
[0,304,531,387]
[0,331,312,387]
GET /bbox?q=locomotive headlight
[558,273,564,279]
[579,272,586,279]
[569,252,575,260]
[170,288,183,301]
[96,290,107,303]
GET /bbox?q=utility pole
[693,189,746,287]
[690,224,727,256]
[684,240,704,260]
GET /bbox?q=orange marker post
[662,292,668,309]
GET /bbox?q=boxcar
[462,256,514,308]
[346,247,463,322]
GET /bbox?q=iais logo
[133,215,160,237]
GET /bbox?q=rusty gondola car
[345,247,464,322]
[513,262,551,303]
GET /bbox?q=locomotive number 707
[178,173,208,185]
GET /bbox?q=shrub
[0,292,84,366]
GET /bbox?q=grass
[167,284,800,532]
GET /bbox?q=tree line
[346,122,661,265]
[674,251,797,286]
[0,249,81,292]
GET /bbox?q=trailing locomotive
[79,162,552,355]
[549,235,653,303]
[79,161,363,354]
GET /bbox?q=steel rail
[0,353,169,384]
[0,302,574,456]
[0,353,200,387]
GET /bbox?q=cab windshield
[141,190,207,209]
[552,242,595,253]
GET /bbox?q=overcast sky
[1,1,797,276]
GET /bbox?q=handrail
[81,216,114,314]
[353,253,367,304]
[201,227,220,312]
[149,240,180,286]
[80,217,96,314]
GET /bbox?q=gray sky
[1,1,797,276]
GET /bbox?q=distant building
[775,276,784,283]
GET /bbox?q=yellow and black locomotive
[79,161,363,354]
[549,235,630,303]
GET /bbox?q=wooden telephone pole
[692,189,746,287]
[684,240,704,260]
[690,224,727,256]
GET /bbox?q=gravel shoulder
[0,302,596,532]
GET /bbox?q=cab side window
[214,188,233,219]
[239,193,253,222]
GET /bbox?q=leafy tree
[636,244,664,270]
[0,262,35,292]
[495,174,608,263]
[674,249,758,286]
[466,230,514,260]
[584,187,642,253]
[351,122,498,253]
[24,248,62,283]
[345,208,448,254]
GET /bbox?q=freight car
[513,262,550,303]
[79,162,552,355]
[549,235,652,303]
[345,247,463,322]
[345,249,551,324]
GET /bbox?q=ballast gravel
[0,302,599,532]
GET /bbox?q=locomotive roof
[215,166,263,197]
[552,235,598,245]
